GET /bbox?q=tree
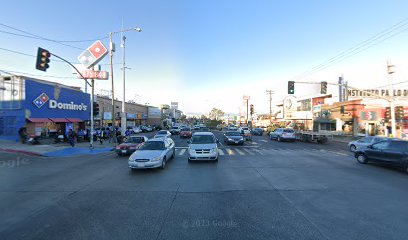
[209,108,225,120]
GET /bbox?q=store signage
[77,70,109,80]
[348,89,408,98]
[33,93,87,111]
[360,111,377,121]
[78,40,108,69]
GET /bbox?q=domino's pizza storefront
[0,76,90,141]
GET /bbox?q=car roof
[147,138,166,142]
[193,132,214,136]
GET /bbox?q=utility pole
[387,61,397,137]
[109,32,117,143]
[90,79,94,148]
[266,90,274,123]
[120,35,128,136]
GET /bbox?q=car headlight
[129,155,135,162]
[189,149,195,154]
[227,138,233,141]
[211,148,217,153]
[151,156,162,162]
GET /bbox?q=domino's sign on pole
[78,40,108,69]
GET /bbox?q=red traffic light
[36,47,51,72]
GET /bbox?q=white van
[188,132,219,161]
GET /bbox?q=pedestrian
[18,127,27,144]
[99,129,104,144]
[67,129,76,147]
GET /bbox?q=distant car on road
[354,139,408,174]
[180,127,193,138]
[269,128,296,142]
[252,128,263,136]
[348,136,387,152]
[224,131,244,145]
[154,130,171,138]
[128,138,175,170]
[115,135,148,156]
[228,125,238,131]
[188,132,219,161]
[199,126,210,132]
[170,126,181,135]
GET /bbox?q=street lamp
[109,26,142,141]
[387,61,396,137]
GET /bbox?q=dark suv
[355,139,408,174]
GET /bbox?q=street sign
[78,40,108,69]
[77,70,109,80]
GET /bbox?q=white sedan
[128,138,175,170]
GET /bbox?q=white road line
[218,149,225,155]
[175,147,189,149]
[252,149,265,155]
[259,140,268,142]
[235,149,245,155]
[242,149,255,155]
[225,148,234,155]
[179,149,186,155]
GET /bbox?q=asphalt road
[1,130,408,240]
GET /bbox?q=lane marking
[175,147,188,149]
[179,149,186,155]
[218,149,225,155]
[242,149,255,155]
[235,149,245,155]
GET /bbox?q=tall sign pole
[266,90,274,123]
[109,32,117,143]
[90,79,94,148]
[387,61,397,137]
[121,35,127,136]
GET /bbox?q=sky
[1,0,408,115]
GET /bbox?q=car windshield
[191,135,216,144]
[226,131,241,136]
[139,141,165,150]
[171,127,178,129]
[126,137,143,143]
[284,129,294,133]
[181,128,191,131]
[158,130,167,134]
[254,128,262,131]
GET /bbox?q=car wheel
[161,157,166,169]
[277,136,281,142]
[240,142,244,146]
[356,154,368,164]
[350,145,356,152]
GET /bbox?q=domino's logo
[33,93,49,109]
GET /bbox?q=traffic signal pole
[90,79,94,149]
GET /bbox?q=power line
[291,17,408,81]
[0,68,74,79]
[0,23,86,50]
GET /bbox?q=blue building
[0,76,90,141]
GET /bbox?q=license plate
[235,141,239,143]
[122,150,127,154]
[137,163,145,167]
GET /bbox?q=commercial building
[0,76,90,141]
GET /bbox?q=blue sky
[1,0,408,114]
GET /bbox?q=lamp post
[387,61,397,137]
[109,26,142,142]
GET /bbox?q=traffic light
[288,81,295,94]
[250,104,254,115]
[384,107,391,120]
[395,106,404,120]
[93,103,99,116]
[321,81,327,94]
[35,47,51,71]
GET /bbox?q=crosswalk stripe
[242,149,255,155]
[218,149,225,155]
[179,149,186,155]
[235,149,245,155]
[225,148,234,155]
[252,149,265,155]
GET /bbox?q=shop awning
[27,118,52,123]
[49,118,70,123]
[66,118,83,123]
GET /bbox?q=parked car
[269,128,296,142]
[180,127,193,138]
[154,130,172,138]
[348,136,387,152]
[188,132,219,161]
[228,125,238,131]
[141,125,153,132]
[354,139,408,174]
[115,135,148,156]
[127,126,141,134]
[170,126,181,135]
[193,125,201,131]
[216,125,223,131]
[128,138,175,170]
[252,128,263,136]
[224,131,244,145]
[199,126,210,132]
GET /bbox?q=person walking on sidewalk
[67,129,76,147]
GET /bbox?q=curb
[0,148,44,157]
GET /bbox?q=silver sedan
[128,138,175,170]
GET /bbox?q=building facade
[0,76,90,141]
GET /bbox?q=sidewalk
[0,139,116,157]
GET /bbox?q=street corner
[0,147,44,157]
[43,146,114,157]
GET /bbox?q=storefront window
[0,77,24,109]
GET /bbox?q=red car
[115,135,148,156]
[180,127,192,138]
